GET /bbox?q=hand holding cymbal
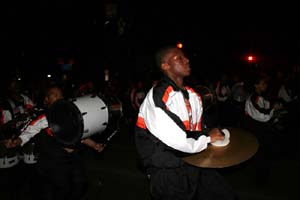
[208,128,225,143]
[211,129,230,147]
[183,127,259,168]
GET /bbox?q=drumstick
[106,130,118,143]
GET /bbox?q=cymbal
[183,127,259,168]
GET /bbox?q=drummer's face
[44,90,57,107]
[44,94,54,107]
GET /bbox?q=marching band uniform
[0,93,35,199]
[135,76,236,200]
[0,93,35,168]
[15,99,88,200]
[242,75,282,185]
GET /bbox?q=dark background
[1,1,299,84]
[1,2,300,200]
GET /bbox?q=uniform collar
[162,75,182,91]
[162,75,189,99]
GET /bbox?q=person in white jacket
[135,46,236,200]
[243,74,282,185]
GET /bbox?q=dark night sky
[128,2,300,80]
[131,3,299,55]
[1,1,300,81]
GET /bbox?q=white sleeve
[245,98,273,122]
[2,110,13,124]
[19,116,48,146]
[140,91,210,154]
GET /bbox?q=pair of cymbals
[183,127,259,168]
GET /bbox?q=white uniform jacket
[136,76,211,151]
[18,114,49,146]
[245,92,274,122]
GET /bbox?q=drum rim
[97,93,123,129]
[47,99,84,146]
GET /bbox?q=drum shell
[98,94,123,133]
[71,95,109,139]
[47,94,122,146]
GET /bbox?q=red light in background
[247,55,255,62]
[177,43,183,49]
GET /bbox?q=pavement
[1,117,299,200]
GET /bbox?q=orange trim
[162,86,173,104]
[25,104,33,110]
[30,114,46,125]
[182,120,190,130]
[45,127,53,137]
[185,86,194,93]
[196,123,200,131]
[136,116,146,129]
[193,123,197,130]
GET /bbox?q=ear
[161,63,169,71]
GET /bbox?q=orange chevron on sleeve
[162,86,173,104]
[136,116,146,129]
[25,104,34,110]
[29,114,46,125]
[45,127,53,137]
[182,120,190,130]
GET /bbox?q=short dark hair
[155,46,177,70]
[254,74,270,85]
[44,82,64,96]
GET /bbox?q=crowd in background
[1,57,300,199]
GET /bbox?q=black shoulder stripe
[152,80,186,131]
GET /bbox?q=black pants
[241,116,279,184]
[149,164,236,200]
[34,153,88,200]
[0,163,25,200]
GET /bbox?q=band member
[0,78,36,199]
[135,46,237,200]
[5,84,105,200]
[243,74,283,185]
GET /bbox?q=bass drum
[96,93,123,135]
[47,94,122,146]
